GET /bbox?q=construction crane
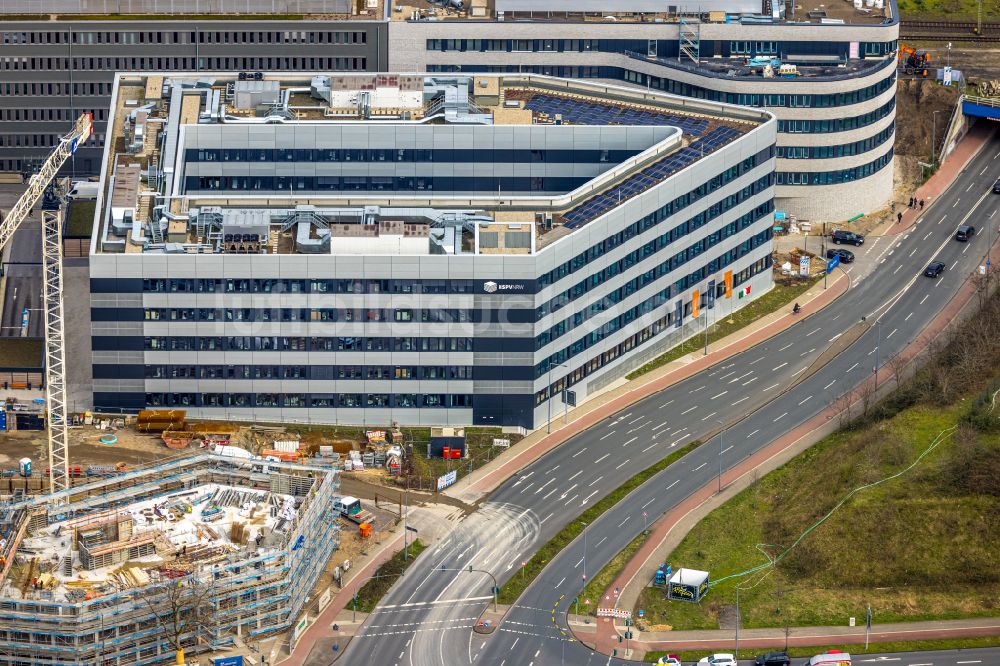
[0,114,93,497]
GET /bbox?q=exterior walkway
[587,124,1000,657]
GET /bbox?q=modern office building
[387,0,900,221]
[0,2,388,174]
[87,72,775,428]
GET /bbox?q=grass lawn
[352,539,426,614]
[498,441,700,606]
[645,636,1000,662]
[635,399,1000,631]
[627,275,821,380]
[66,200,96,238]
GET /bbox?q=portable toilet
[18,458,32,477]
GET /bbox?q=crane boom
[0,114,92,253]
[0,114,92,497]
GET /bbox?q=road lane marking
[541,487,557,501]
[589,475,604,486]
[652,421,668,431]
[556,577,565,587]
[778,343,793,351]
[563,494,578,505]
[829,333,842,342]
[701,411,718,421]
[540,512,554,524]
[615,459,631,470]
[661,399,674,407]
[572,447,587,458]
[764,383,779,391]
[923,231,933,240]
[892,264,902,275]
[981,166,989,176]
[743,377,758,386]
[920,294,929,305]
[887,328,897,339]
[617,516,630,527]
[909,248,917,257]
[967,182,975,192]
[718,370,737,380]
[905,312,913,321]
[772,362,788,371]
[720,445,733,455]
[747,429,759,438]
[710,391,728,399]
[581,489,599,505]
[623,437,637,447]
[568,470,582,481]
[848,362,860,372]
[805,327,820,337]
[681,405,697,415]
[642,497,657,509]
[693,462,707,471]
[627,415,644,424]
[732,396,749,405]
[824,379,836,389]
[594,453,610,464]
[600,430,615,440]
[666,480,679,490]
[800,347,816,356]
[774,412,788,422]
[642,442,660,453]
[560,484,578,499]
[953,199,961,207]
[749,356,765,365]
[690,385,706,393]
[963,244,970,254]
[730,371,753,383]
[951,260,958,270]
[799,395,812,405]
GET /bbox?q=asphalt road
[669,648,1000,665]
[341,135,1000,666]
[0,219,42,338]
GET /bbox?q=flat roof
[95,72,766,257]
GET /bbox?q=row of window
[186,174,590,194]
[538,202,773,349]
[537,150,772,293]
[1,29,369,46]
[140,365,474,380]
[778,98,896,134]
[776,122,895,159]
[186,148,639,164]
[0,81,114,97]
[538,227,772,364]
[0,55,367,72]
[425,38,897,60]
[136,278,479,295]
[141,308,478,323]
[776,148,893,186]
[537,255,773,399]
[146,393,472,409]
[0,108,110,123]
[0,132,104,148]
[138,336,475,352]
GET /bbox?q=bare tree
[885,353,908,391]
[141,572,220,665]
[857,379,877,419]
[832,389,857,429]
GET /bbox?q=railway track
[900,19,1000,31]
[901,33,1000,42]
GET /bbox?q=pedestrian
[919,199,924,210]
[897,211,903,224]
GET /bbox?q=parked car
[955,224,976,241]
[698,655,737,666]
[755,651,792,666]
[831,230,864,246]
[826,248,855,263]
[924,260,946,278]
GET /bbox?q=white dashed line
[615,459,631,470]
[778,343,793,351]
[693,462,707,471]
[824,379,836,389]
[594,454,610,464]
[772,362,788,371]
[732,396,749,405]
[681,405,697,415]
[798,395,812,406]
[763,383,779,392]
[710,391,728,399]
[920,294,929,305]
[746,429,759,438]
[848,362,859,372]
[774,412,788,422]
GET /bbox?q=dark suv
[754,652,791,666]
[832,230,864,246]
[826,248,855,263]
[955,225,975,242]
[993,178,1000,194]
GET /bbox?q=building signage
[799,255,811,277]
[317,588,332,611]
[724,270,733,299]
[478,280,534,294]
[437,470,457,490]
[691,290,700,318]
[291,613,309,646]
[213,657,244,666]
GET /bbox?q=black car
[754,652,791,666]
[831,230,864,246]
[826,248,855,263]
[955,225,975,242]
[993,178,1000,194]
[925,261,946,278]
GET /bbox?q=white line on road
[623,437,637,447]
[892,264,902,275]
[581,490,599,505]
[642,442,660,453]
[599,430,615,440]
[589,475,604,487]
[920,294,929,305]
[956,661,983,664]
[905,312,913,321]
[628,415,644,424]
[701,411,718,421]
[799,395,812,406]
[690,385,706,393]
[774,412,788,422]
[778,343,793,351]
[556,577,565,587]
[568,470,582,482]
[749,356,765,365]
[732,396,749,405]
[963,244,970,254]
[805,327,820,337]
[693,462,707,471]
[743,376,758,386]
[923,231,933,240]
[730,371,753,383]
[909,248,917,257]
[615,459,630,470]
[666,480,679,490]
[661,400,674,407]
[594,453,610,464]
[772,362,788,371]
[681,405,697,415]
[541,487,557,501]
[887,328,897,339]
[951,260,958,270]
[800,347,816,356]
[617,517,630,527]
[718,370,737,380]
[540,512,554,524]
[953,199,961,207]
[848,362,860,372]
[642,497,657,509]
[652,421,668,431]
[981,166,989,176]
[710,391,728,399]
[829,333,842,342]
[720,445,733,455]
[572,448,587,458]
[763,383,779,392]
[824,379,837,390]
[967,181,975,192]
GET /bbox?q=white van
[808,651,851,666]
[68,181,100,200]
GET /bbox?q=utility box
[430,427,466,457]
[233,79,280,110]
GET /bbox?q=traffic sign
[826,254,840,273]
[638,609,645,617]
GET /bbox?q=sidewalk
[587,127,1000,657]
[448,271,849,505]
[634,617,1000,652]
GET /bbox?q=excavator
[898,43,932,77]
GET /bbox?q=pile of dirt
[894,78,962,191]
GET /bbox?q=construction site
[0,454,340,666]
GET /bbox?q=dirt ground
[0,426,190,470]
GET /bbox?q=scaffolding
[0,456,340,666]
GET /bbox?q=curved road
[341,134,1000,666]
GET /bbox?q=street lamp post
[546,360,568,434]
[862,316,881,385]
[716,418,726,493]
[580,521,589,580]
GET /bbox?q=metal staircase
[679,18,701,65]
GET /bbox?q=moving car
[808,650,852,665]
[698,655,737,666]
[755,651,792,666]
[826,248,855,263]
[955,224,975,241]
[831,230,864,246]
[655,656,682,666]
[924,260,946,278]
[993,178,1000,194]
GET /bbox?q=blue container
[18,458,32,477]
